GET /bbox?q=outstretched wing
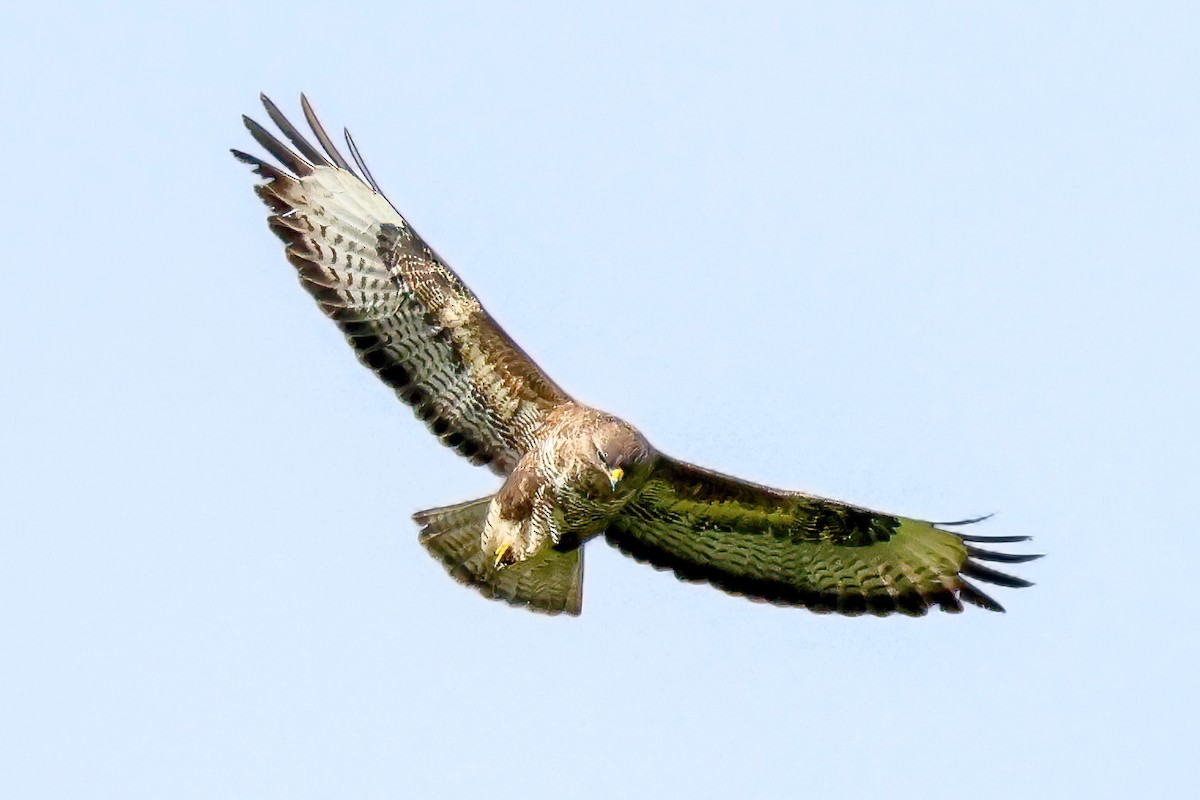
[608,456,1040,616]
[233,95,569,474]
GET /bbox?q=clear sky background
[2,2,1197,798]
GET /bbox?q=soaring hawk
[233,95,1040,617]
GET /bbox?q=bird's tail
[414,496,585,616]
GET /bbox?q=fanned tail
[414,496,585,616]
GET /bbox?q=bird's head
[591,419,654,496]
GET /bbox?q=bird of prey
[233,94,1040,617]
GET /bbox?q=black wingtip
[934,511,1037,545]
[231,148,288,181]
[957,532,1032,543]
[344,126,404,216]
[958,578,1006,612]
[961,559,1035,589]
[260,93,332,168]
[242,114,313,177]
[300,93,359,175]
[965,545,1045,564]
[934,512,996,526]
[344,127,382,193]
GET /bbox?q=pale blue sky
[2,2,1197,798]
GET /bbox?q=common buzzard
[233,95,1040,617]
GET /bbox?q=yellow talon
[494,542,513,568]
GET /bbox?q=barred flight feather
[235,95,569,475]
[234,94,1042,619]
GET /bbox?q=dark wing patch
[607,456,1041,617]
[234,95,570,474]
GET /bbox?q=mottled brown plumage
[234,95,1041,617]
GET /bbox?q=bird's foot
[494,542,518,569]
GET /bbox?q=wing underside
[608,457,1041,616]
[233,95,568,474]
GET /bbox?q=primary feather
[235,95,1041,617]
[608,458,1034,615]
[234,95,568,474]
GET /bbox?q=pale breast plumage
[235,94,1041,617]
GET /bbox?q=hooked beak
[607,467,624,490]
